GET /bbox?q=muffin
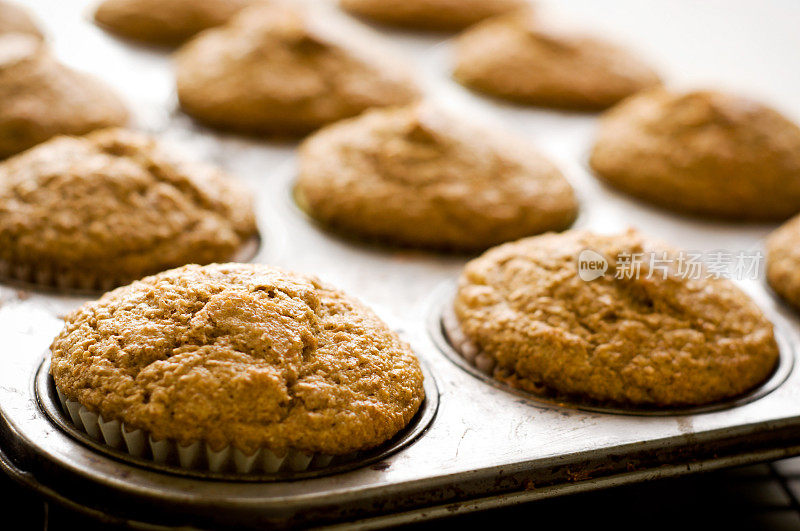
[50,263,425,472]
[767,215,800,309]
[590,88,800,220]
[453,10,661,110]
[590,89,800,220]
[339,0,528,31]
[450,229,779,407]
[175,2,419,136]
[295,104,577,251]
[0,34,128,158]
[94,0,255,46]
[0,128,257,289]
[0,0,42,38]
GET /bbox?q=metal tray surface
[1,0,800,528]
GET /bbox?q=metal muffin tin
[3,0,800,528]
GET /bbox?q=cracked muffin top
[295,104,577,251]
[175,2,419,136]
[0,128,257,286]
[454,229,779,407]
[50,263,426,455]
[340,0,528,31]
[94,0,255,46]
[0,1,42,38]
[767,215,800,310]
[453,10,661,110]
[590,89,800,220]
[0,34,128,158]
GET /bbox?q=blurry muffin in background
[0,0,42,39]
[94,0,256,46]
[0,34,128,158]
[0,128,258,290]
[590,88,800,220]
[451,229,780,407]
[767,215,800,310]
[453,10,660,110]
[176,2,419,136]
[340,0,528,31]
[294,103,577,251]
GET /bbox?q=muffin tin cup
[38,356,439,481]
[0,235,262,296]
[429,283,795,417]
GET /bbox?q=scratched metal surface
[2,0,800,527]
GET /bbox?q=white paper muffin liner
[54,387,349,475]
[441,306,498,376]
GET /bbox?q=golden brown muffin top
[340,0,528,31]
[175,2,419,135]
[767,214,800,310]
[51,263,425,455]
[455,229,779,407]
[295,104,577,251]
[0,1,42,39]
[0,128,257,283]
[94,0,255,46]
[453,10,661,110]
[590,88,800,220]
[0,34,128,158]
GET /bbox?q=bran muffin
[339,0,528,31]
[453,10,661,110]
[175,2,419,136]
[590,89,800,220]
[0,1,42,39]
[50,263,425,458]
[767,215,800,309]
[94,0,255,46]
[0,128,257,289]
[295,104,577,251]
[0,34,128,159]
[452,229,779,407]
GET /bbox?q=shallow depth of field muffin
[176,2,419,136]
[454,229,779,407]
[340,0,528,31]
[0,1,42,38]
[0,34,128,158]
[295,104,577,251]
[0,128,257,286]
[767,215,800,309]
[590,89,800,220]
[50,263,425,455]
[94,0,255,46]
[453,10,660,110]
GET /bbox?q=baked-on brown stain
[0,128,257,286]
[51,263,425,455]
[295,104,577,251]
[455,230,779,407]
[590,89,800,220]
